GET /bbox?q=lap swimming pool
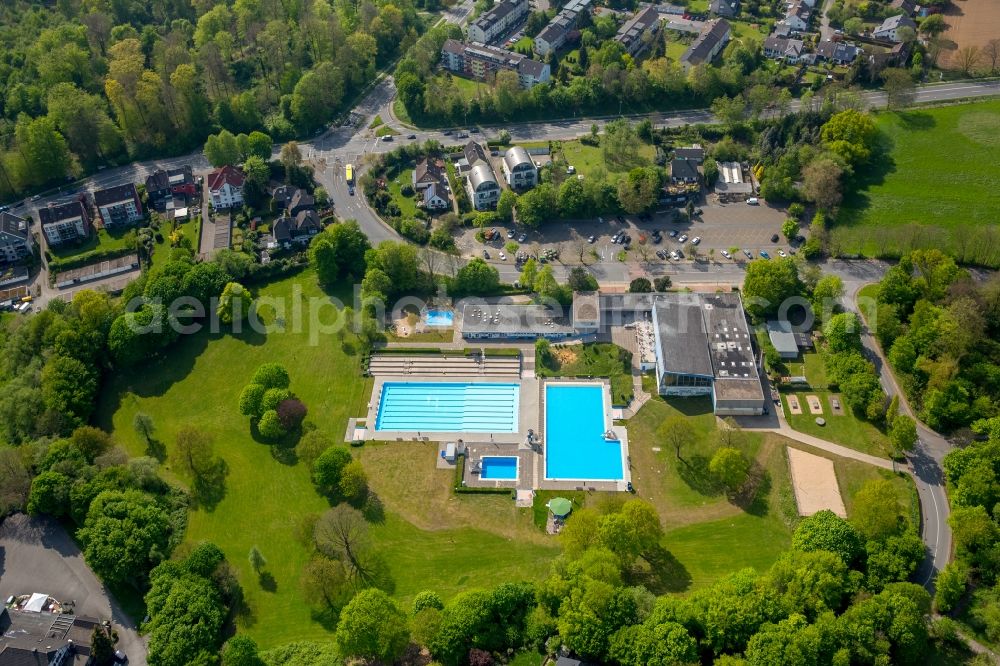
[481,456,518,480]
[544,383,624,481]
[375,382,519,433]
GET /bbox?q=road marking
[921,459,944,585]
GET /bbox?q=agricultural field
[833,100,1000,267]
[937,0,1000,71]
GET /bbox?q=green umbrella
[547,497,572,517]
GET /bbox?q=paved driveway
[0,514,147,664]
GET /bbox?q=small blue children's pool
[481,456,518,480]
[424,309,454,327]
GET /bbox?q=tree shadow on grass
[896,111,936,131]
[628,545,692,594]
[145,437,167,462]
[258,571,277,593]
[191,459,229,511]
[837,130,898,228]
[676,455,725,497]
[310,605,341,631]
[732,464,772,517]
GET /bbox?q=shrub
[276,398,308,431]
[257,410,286,440]
[401,184,415,197]
[251,363,290,389]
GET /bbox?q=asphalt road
[845,281,953,592]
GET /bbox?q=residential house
[710,0,739,18]
[441,39,551,89]
[463,140,490,168]
[680,19,731,69]
[0,212,33,263]
[287,189,315,216]
[533,0,593,56]
[208,165,245,209]
[412,158,448,190]
[145,166,196,207]
[467,164,501,210]
[94,183,143,228]
[867,41,911,68]
[468,0,530,43]
[614,6,663,57]
[501,146,538,189]
[889,0,917,15]
[763,36,806,61]
[674,145,705,162]
[777,3,810,33]
[273,209,322,245]
[38,198,91,246]
[815,39,862,64]
[423,183,451,210]
[670,158,700,184]
[873,14,916,41]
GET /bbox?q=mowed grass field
[834,100,1000,266]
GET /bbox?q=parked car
[678,234,688,243]
[670,250,680,260]
[507,229,516,238]
[498,251,507,260]
[771,233,780,242]
[469,127,479,133]
[743,248,753,259]
[760,250,771,259]
[721,249,731,259]
[587,235,596,244]
[348,185,355,196]
[442,130,453,136]
[382,135,393,142]
[691,236,701,245]
[669,229,678,238]
[407,134,416,139]
[656,249,667,260]
[652,235,662,245]
[483,249,490,259]
[777,249,787,257]
[517,233,527,243]
[746,197,759,205]
[458,132,469,138]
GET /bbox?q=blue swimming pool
[481,456,518,480]
[424,309,454,327]
[375,382,519,433]
[545,384,623,480]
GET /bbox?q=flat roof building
[650,292,766,415]
[766,320,799,358]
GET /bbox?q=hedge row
[452,455,515,495]
[48,245,136,273]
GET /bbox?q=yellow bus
[345,164,354,185]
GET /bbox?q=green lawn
[387,168,419,218]
[375,124,399,137]
[151,217,200,268]
[49,226,135,260]
[449,74,490,101]
[781,392,891,457]
[557,140,656,183]
[834,100,1000,267]
[537,342,634,405]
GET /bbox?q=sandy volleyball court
[787,447,847,517]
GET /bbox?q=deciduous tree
[335,589,410,663]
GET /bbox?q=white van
[746,197,759,205]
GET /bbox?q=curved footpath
[846,283,953,591]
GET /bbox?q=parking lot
[455,200,793,266]
[0,514,147,664]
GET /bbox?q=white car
[721,249,731,259]
[777,249,787,257]
[746,197,759,205]
[678,234,688,243]
[499,251,507,261]
[587,235,596,243]
[691,236,701,245]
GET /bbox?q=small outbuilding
[767,320,800,359]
